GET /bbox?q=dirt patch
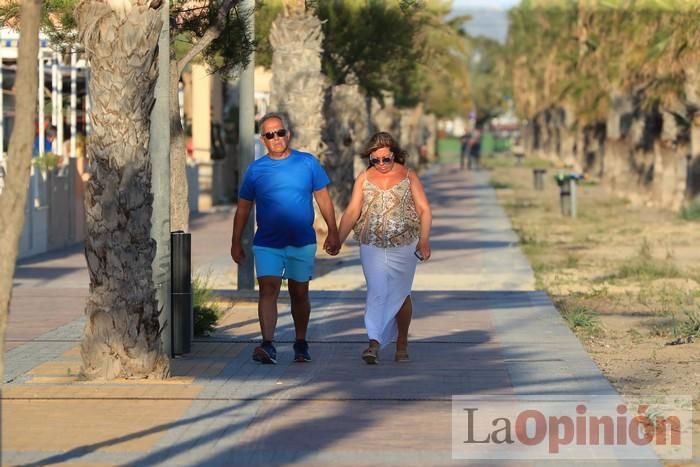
[485,157,700,464]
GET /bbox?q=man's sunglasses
[370,155,394,165]
[263,129,288,140]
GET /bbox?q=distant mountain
[453,7,511,44]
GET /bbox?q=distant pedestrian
[459,132,470,170]
[230,112,340,364]
[337,132,432,364]
[33,125,57,156]
[468,128,481,170]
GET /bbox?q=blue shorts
[252,244,317,282]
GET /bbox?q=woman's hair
[363,131,407,166]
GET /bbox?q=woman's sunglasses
[370,155,394,165]
[263,129,288,140]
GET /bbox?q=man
[230,112,340,364]
[33,125,57,156]
[468,128,481,170]
[459,131,470,170]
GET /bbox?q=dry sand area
[486,156,700,465]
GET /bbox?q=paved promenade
[2,163,661,466]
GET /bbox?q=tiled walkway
[2,164,661,466]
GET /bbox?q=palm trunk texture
[76,0,169,380]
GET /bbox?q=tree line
[505,0,700,208]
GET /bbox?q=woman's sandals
[394,348,409,362]
[362,340,380,364]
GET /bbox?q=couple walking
[230,113,432,365]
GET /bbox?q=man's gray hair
[259,112,291,132]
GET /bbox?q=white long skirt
[360,240,419,349]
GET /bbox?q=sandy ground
[484,156,700,465]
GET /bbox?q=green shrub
[561,304,601,334]
[613,239,682,280]
[192,273,222,337]
[675,309,700,338]
[615,259,681,280]
[680,200,700,221]
[32,152,60,172]
[491,180,512,190]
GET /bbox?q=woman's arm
[337,173,367,244]
[76,155,91,182]
[408,170,432,260]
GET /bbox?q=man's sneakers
[251,340,311,364]
[252,341,277,364]
[293,339,312,363]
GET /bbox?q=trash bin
[171,231,192,356]
[532,168,547,191]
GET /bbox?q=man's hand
[324,230,340,256]
[230,241,245,264]
[230,199,253,264]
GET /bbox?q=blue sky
[451,0,521,43]
[452,0,521,9]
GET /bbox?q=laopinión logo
[451,395,692,460]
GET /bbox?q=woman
[338,132,432,364]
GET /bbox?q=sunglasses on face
[263,129,288,140]
[370,155,394,165]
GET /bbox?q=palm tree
[323,81,369,210]
[76,0,169,380]
[268,0,326,157]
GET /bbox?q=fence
[2,159,200,260]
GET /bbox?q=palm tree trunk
[269,4,328,231]
[76,0,169,380]
[323,83,368,211]
[269,6,326,157]
[0,0,41,384]
[686,69,700,198]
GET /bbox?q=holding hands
[324,230,340,256]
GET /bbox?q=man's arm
[230,198,253,263]
[313,187,339,255]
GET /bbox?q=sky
[452,0,521,8]
[451,0,521,44]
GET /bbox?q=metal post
[38,48,45,156]
[559,176,571,217]
[237,0,256,290]
[56,54,64,156]
[150,1,172,358]
[51,53,58,128]
[533,168,546,191]
[171,231,192,355]
[56,54,63,156]
[84,67,91,135]
[686,154,693,198]
[0,37,4,157]
[569,177,577,219]
[70,51,77,158]
[178,80,185,129]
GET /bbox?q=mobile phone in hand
[414,250,424,261]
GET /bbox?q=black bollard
[171,231,192,356]
[555,174,579,218]
[533,168,547,191]
[559,179,572,217]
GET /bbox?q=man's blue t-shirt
[239,149,330,248]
